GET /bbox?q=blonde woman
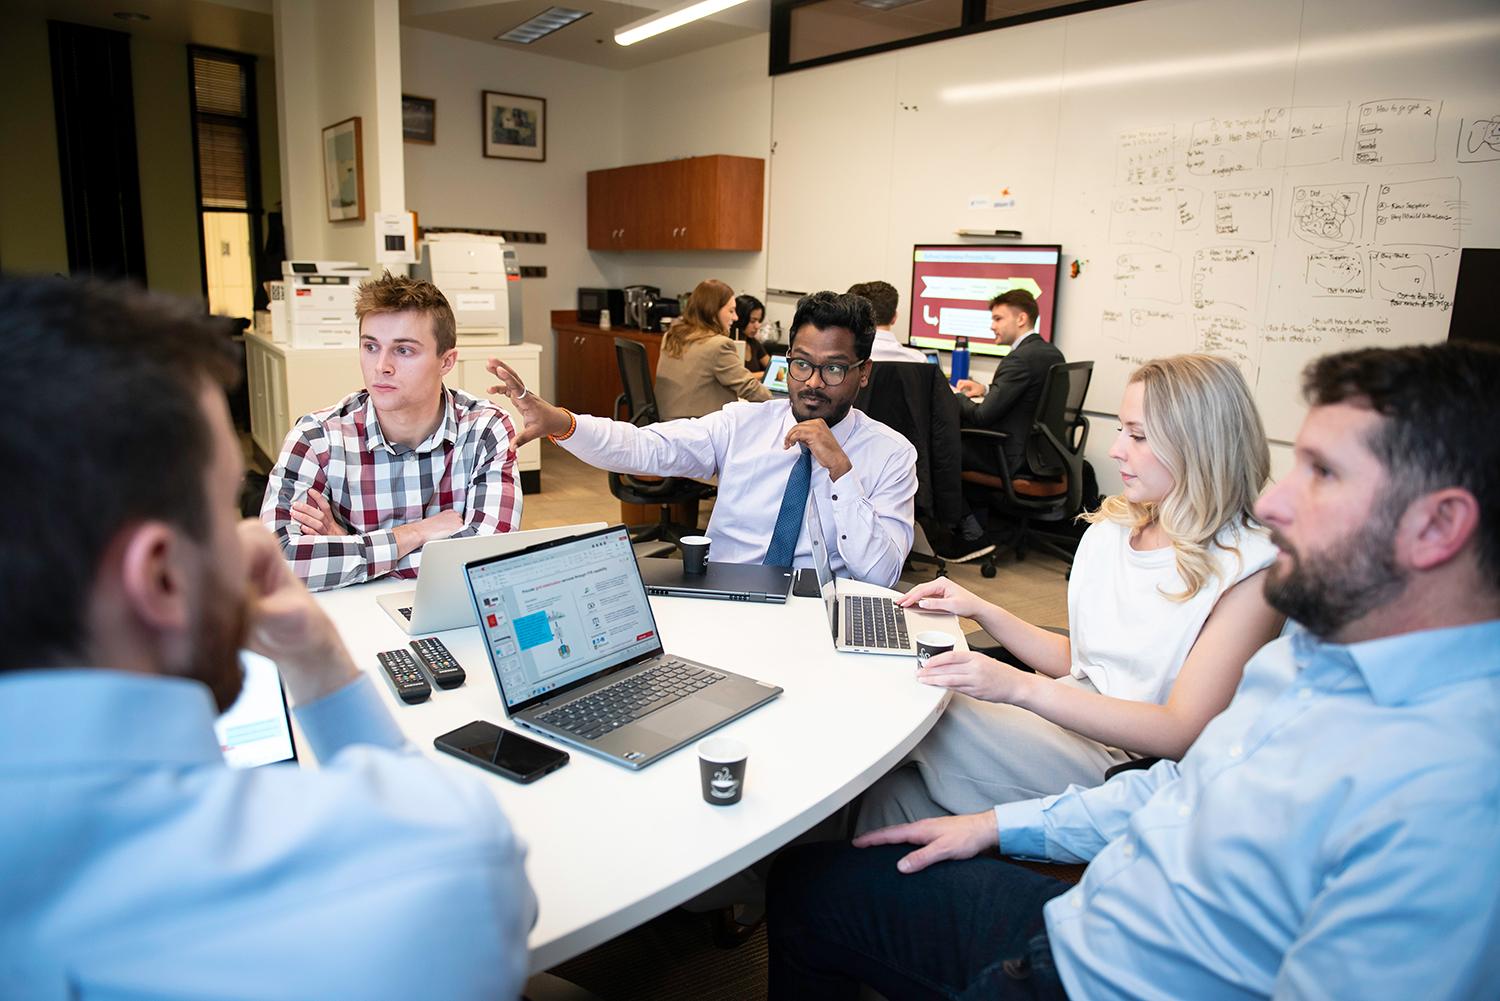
[654,279,771,420]
[857,354,1284,831]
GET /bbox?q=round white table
[314,576,959,972]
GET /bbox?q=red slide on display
[908,245,1062,357]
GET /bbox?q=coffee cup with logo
[697,736,748,806]
[915,631,956,667]
[680,535,711,575]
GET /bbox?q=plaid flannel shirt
[261,388,522,591]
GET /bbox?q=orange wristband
[548,408,578,443]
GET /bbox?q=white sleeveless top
[1067,517,1277,705]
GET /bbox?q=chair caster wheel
[981,562,997,579]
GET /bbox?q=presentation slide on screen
[471,532,659,706]
[908,246,1061,357]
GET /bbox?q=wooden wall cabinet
[586,155,764,251]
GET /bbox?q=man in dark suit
[940,289,1064,559]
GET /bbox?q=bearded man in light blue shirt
[0,277,534,1000]
[767,342,1500,1000]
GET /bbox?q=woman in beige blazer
[654,279,771,420]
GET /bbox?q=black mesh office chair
[610,338,714,546]
[854,361,964,578]
[962,360,1093,578]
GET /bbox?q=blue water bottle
[950,336,970,387]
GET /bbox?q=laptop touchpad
[639,698,724,738]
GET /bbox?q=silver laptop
[377,523,606,634]
[464,525,783,769]
[806,492,958,656]
[638,558,793,603]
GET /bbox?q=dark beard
[1263,500,1409,640]
[194,577,248,713]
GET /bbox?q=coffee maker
[622,285,660,329]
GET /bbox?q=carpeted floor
[547,908,769,1001]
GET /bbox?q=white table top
[313,575,960,972]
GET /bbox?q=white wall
[603,34,775,310]
[400,26,625,397]
[275,0,405,264]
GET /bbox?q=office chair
[854,361,965,578]
[962,360,1093,578]
[610,338,715,548]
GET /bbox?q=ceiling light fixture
[496,7,591,44]
[614,0,752,46]
[113,11,151,21]
[854,0,922,9]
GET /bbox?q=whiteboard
[767,0,1500,441]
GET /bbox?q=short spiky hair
[355,272,457,354]
[1303,343,1500,586]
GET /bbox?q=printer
[281,260,370,349]
[412,233,523,344]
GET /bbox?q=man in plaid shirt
[261,274,521,591]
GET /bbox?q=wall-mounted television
[907,244,1062,357]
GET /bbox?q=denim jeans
[767,842,1072,1001]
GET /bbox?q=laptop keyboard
[844,595,910,650]
[398,607,413,620]
[536,660,725,741]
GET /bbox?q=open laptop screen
[762,355,791,395]
[805,493,839,635]
[467,526,664,711]
[215,652,297,768]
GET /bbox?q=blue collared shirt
[0,670,536,1000]
[996,619,1500,1000]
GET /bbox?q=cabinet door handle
[680,227,687,239]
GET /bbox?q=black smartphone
[434,720,569,784]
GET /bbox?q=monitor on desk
[908,244,1061,358]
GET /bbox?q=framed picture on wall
[402,95,436,144]
[482,91,546,162]
[322,116,365,222]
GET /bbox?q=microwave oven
[577,288,625,327]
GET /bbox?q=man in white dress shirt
[848,280,928,364]
[487,291,918,587]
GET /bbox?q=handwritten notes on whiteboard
[1096,92,1473,437]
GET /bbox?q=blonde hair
[1085,354,1270,600]
[662,279,733,359]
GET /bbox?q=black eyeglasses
[786,357,866,387]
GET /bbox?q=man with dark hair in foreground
[0,277,534,1000]
[487,290,918,587]
[767,342,1500,1000]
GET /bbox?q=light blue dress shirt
[996,620,1500,1000]
[0,670,536,1001]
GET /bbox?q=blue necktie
[764,445,812,566]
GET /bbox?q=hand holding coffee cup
[698,736,748,806]
[680,535,711,575]
[915,631,956,667]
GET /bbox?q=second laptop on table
[463,525,783,769]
